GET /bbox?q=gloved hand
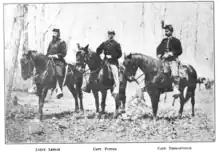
[163,53,169,59]
[157,54,162,59]
[168,52,173,56]
[48,54,58,59]
[100,53,105,60]
[106,55,112,59]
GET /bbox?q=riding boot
[56,80,63,99]
[164,72,172,90]
[172,76,181,97]
[28,83,37,94]
[82,82,91,93]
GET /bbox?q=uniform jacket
[46,38,67,60]
[96,39,122,66]
[156,36,182,58]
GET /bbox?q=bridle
[24,53,35,78]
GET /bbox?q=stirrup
[82,86,91,93]
[56,93,63,99]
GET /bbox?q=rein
[28,54,36,77]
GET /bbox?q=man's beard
[108,36,114,40]
[52,36,58,42]
[165,33,172,37]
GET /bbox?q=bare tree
[141,3,145,53]
[194,4,199,59]
[22,5,28,52]
[6,4,27,102]
[40,4,45,53]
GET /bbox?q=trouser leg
[110,64,120,95]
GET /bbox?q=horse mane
[28,50,48,68]
[130,53,159,65]
[128,52,162,73]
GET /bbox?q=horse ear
[77,43,81,50]
[127,53,132,59]
[85,44,89,49]
[27,50,32,56]
[84,44,89,53]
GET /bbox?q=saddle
[98,60,115,86]
[34,60,56,85]
[162,58,186,79]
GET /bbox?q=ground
[5,82,215,143]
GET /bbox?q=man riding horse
[156,20,183,96]
[82,30,122,98]
[46,28,67,99]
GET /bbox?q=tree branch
[43,8,63,37]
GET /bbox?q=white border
[0,0,218,153]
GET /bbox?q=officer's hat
[52,28,60,37]
[161,20,174,32]
[52,28,60,33]
[108,30,115,35]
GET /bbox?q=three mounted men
[30,20,183,98]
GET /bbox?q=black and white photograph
[1,0,216,150]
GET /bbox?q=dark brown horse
[76,44,127,117]
[123,53,198,122]
[20,50,84,120]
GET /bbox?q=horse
[123,53,198,122]
[197,77,206,90]
[20,50,84,120]
[76,44,127,117]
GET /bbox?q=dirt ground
[5,82,215,143]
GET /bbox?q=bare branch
[43,8,63,36]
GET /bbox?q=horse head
[76,44,91,68]
[76,43,102,70]
[20,50,36,80]
[123,53,139,82]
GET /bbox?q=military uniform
[46,28,67,98]
[82,31,122,97]
[46,38,67,76]
[96,39,122,66]
[156,36,182,76]
[96,38,122,95]
[156,21,183,96]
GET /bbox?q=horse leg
[77,84,84,112]
[100,90,107,114]
[178,88,185,118]
[67,83,79,112]
[92,90,99,113]
[191,88,196,117]
[39,87,48,120]
[122,96,126,113]
[148,88,160,123]
[120,91,126,113]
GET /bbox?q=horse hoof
[79,110,84,115]
[178,113,182,119]
[100,111,105,115]
[121,110,126,114]
[74,108,79,113]
[94,112,99,119]
[192,114,195,117]
[113,112,118,119]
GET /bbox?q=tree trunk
[22,5,28,52]
[194,4,199,60]
[6,4,27,102]
[141,3,145,53]
[40,4,45,53]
